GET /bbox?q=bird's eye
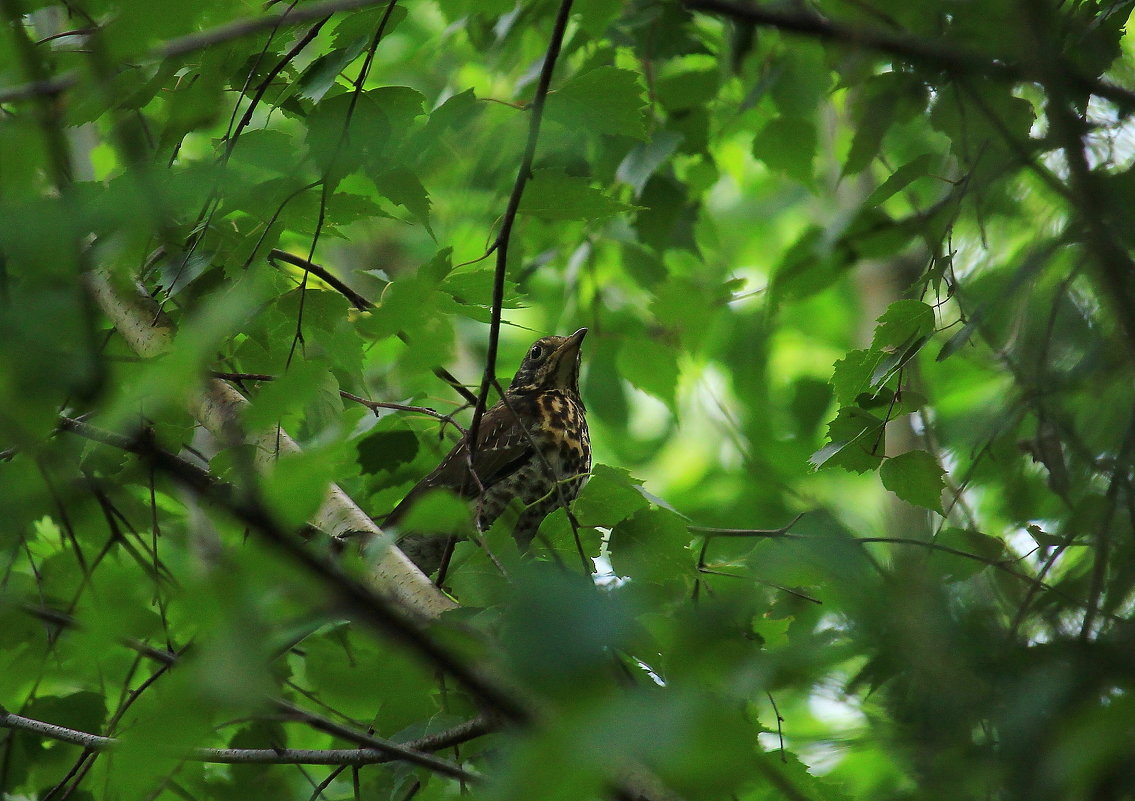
[528,345,544,360]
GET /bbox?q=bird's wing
[383,401,532,526]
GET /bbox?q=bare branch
[467,0,575,457]
[0,705,486,778]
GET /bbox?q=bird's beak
[553,328,587,385]
[559,328,587,358]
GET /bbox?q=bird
[385,328,591,575]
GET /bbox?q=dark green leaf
[545,66,647,139]
[753,116,815,183]
[573,464,650,526]
[518,169,634,221]
[880,449,946,513]
[617,337,680,413]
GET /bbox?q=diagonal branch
[467,0,576,459]
[82,271,456,620]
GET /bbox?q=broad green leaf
[242,359,329,432]
[880,449,946,513]
[372,167,433,233]
[261,444,342,527]
[297,47,362,103]
[831,349,884,406]
[610,507,690,587]
[572,464,649,526]
[393,489,472,534]
[533,507,602,562]
[771,42,830,119]
[331,5,407,48]
[753,116,815,183]
[616,336,680,413]
[811,407,886,472]
[545,66,647,139]
[655,67,721,112]
[518,169,633,220]
[872,299,936,350]
[575,0,625,35]
[357,429,420,475]
[864,154,935,208]
[617,130,683,196]
[635,174,697,252]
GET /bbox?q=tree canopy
[2,0,1135,799]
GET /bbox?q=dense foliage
[2,0,1135,799]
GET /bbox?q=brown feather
[384,329,590,574]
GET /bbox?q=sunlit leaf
[880,449,946,513]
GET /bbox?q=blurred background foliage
[2,0,1135,798]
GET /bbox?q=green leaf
[572,464,649,526]
[616,337,680,413]
[831,349,884,406]
[533,507,602,561]
[261,445,341,527]
[753,116,815,183]
[372,167,433,233]
[617,130,683,196]
[771,42,830,119]
[610,507,690,587]
[518,169,633,221]
[872,299,935,349]
[242,359,329,433]
[655,67,721,112]
[545,66,647,139]
[811,407,886,472]
[842,72,928,177]
[574,0,624,35]
[864,154,935,208]
[393,489,472,534]
[880,450,946,513]
[357,429,419,474]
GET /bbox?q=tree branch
[55,414,530,723]
[467,0,575,457]
[267,248,478,405]
[0,705,486,777]
[82,271,456,620]
[0,0,397,104]
[683,0,1135,110]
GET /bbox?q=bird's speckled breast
[535,390,590,476]
[474,389,590,542]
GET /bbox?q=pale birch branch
[83,271,456,619]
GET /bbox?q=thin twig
[208,371,468,432]
[467,0,576,459]
[0,0,399,103]
[56,415,530,723]
[266,249,478,405]
[0,706,487,776]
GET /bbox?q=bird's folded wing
[384,402,532,526]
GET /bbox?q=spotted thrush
[386,329,591,574]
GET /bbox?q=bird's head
[507,328,587,399]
